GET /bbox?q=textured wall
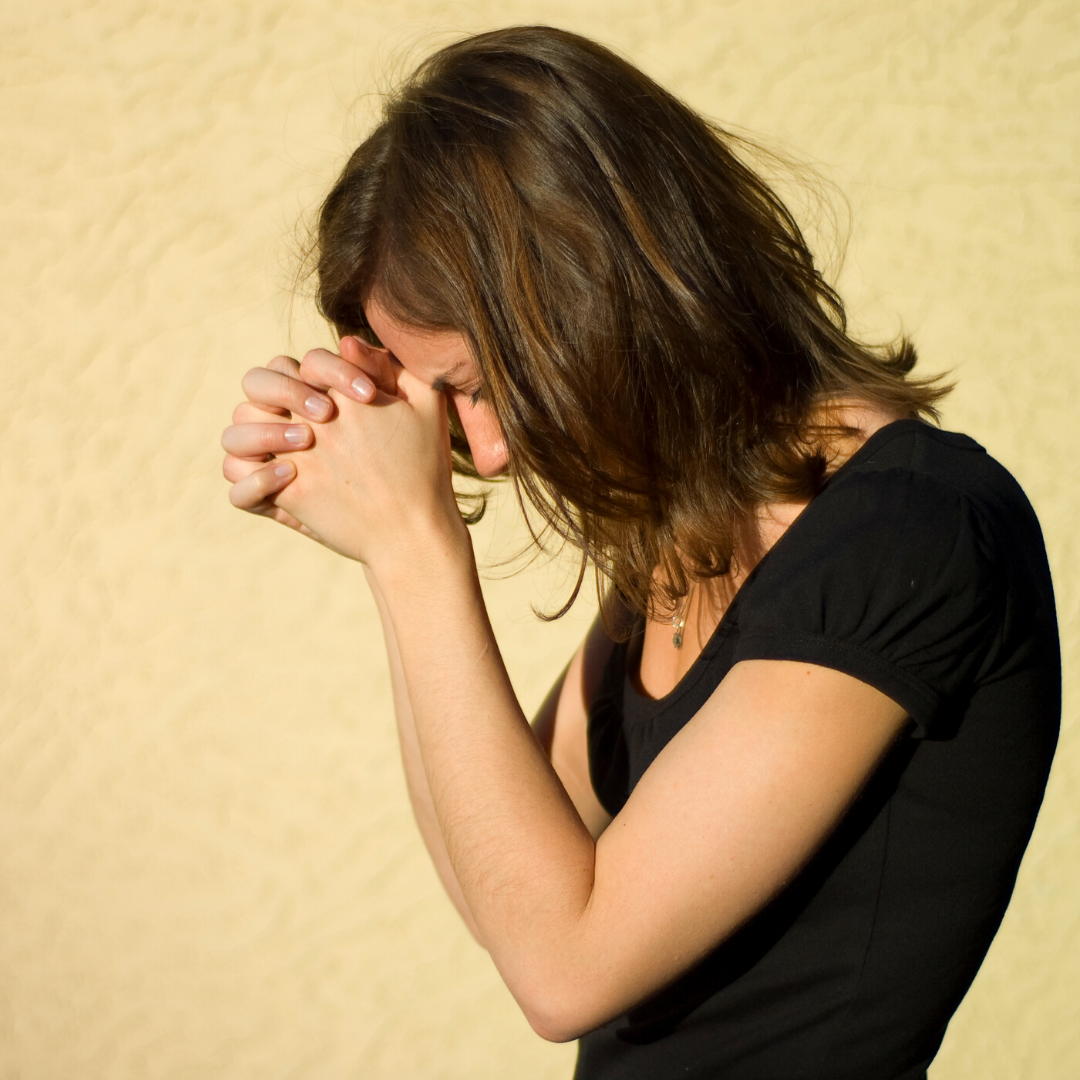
[1,1,1076,1077]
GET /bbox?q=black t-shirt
[578,420,1060,1080]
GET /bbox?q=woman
[221,27,1059,1080]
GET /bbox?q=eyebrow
[430,360,469,394]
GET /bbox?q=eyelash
[468,387,483,407]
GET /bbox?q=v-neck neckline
[623,418,929,709]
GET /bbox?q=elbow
[495,892,621,1042]
[522,1003,591,1045]
[513,975,615,1044]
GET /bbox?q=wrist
[366,510,476,595]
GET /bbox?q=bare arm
[224,353,909,1044]
[372,571,615,931]
[375,541,907,1042]
[364,566,486,943]
[222,345,612,938]
[531,617,615,842]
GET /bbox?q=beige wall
[1,1,1076,1076]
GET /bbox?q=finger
[232,400,292,424]
[266,354,301,377]
[227,458,297,510]
[236,355,305,419]
[339,337,398,394]
[241,365,334,422]
[224,462,308,532]
[223,453,271,484]
[221,422,312,459]
[298,346,375,402]
[394,365,445,417]
[298,342,395,403]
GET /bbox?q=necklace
[671,589,692,649]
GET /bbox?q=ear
[339,336,398,395]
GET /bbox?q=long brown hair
[313,26,949,622]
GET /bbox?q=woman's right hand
[221,337,397,533]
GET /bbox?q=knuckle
[223,455,253,484]
[268,354,299,374]
[240,367,262,394]
[273,370,300,405]
[332,357,356,384]
[231,470,271,510]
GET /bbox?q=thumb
[339,335,398,395]
[394,365,446,418]
[395,368,452,464]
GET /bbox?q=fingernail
[305,395,331,420]
[283,425,310,446]
[274,463,293,478]
[351,374,374,400]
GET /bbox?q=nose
[474,439,509,478]
[456,401,508,477]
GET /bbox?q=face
[364,298,509,477]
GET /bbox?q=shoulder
[750,422,1008,607]
[773,419,1044,581]
[829,419,1037,530]
[733,421,1052,736]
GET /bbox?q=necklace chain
[671,589,692,649]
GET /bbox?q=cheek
[458,405,508,477]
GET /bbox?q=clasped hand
[221,337,466,569]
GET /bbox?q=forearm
[372,533,598,1031]
[363,566,485,943]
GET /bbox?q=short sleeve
[733,468,1005,738]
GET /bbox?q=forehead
[364,297,475,387]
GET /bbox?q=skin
[221,304,910,1041]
